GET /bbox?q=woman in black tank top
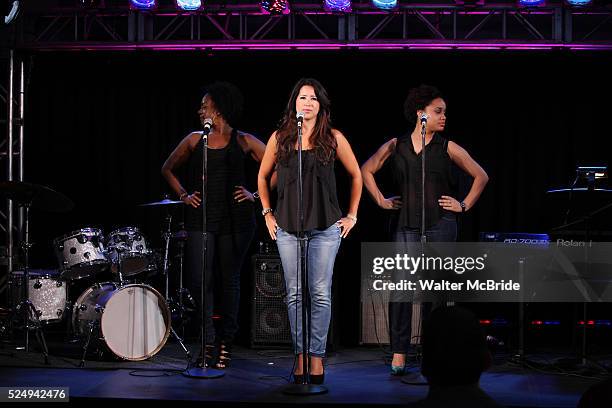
[162,82,267,369]
[361,85,489,376]
[257,78,363,385]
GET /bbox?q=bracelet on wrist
[262,208,273,216]
[346,214,357,222]
[179,192,188,200]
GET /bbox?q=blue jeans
[389,215,457,353]
[276,223,342,357]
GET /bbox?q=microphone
[296,111,304,127]
[419,112,429,126]
[201,118,213,137]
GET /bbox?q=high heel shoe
[390,353,407,376]
[195,344,216,368]
[390,364,406,376]
[309,371,325,385]
[215,341,231,369]
[293,374,304,384]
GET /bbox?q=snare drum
[106,227,155,277]
[10,270,66,323]
[54,228,109,280]
[73,282,171,361]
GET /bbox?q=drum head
[100,284,170,361]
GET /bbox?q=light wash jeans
[276,223,341,357]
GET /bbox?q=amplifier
[250,254,291,348]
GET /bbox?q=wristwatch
[460,201,466,213]
[262,208,273,216]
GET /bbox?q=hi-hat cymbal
[0,181,74,213]
[138,198,183,207]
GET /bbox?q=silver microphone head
[419,113,429,123]
[202,118,213,129]
[296,112,304,127]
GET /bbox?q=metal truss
[0,50,25,295]
[13,3,612,50]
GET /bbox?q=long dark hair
[276,78,337,165]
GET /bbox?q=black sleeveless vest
[184,129,255,233]
[390,132,457,232]
[275,149,342,233]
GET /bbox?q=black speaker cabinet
[250,254,292,348]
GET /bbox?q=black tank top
[275,149,342,233]
[390,132,457,232]
[184,129,255,233]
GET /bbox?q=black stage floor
[1,338,610,407]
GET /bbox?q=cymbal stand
[160,210,190,363]
[15,202,49,364]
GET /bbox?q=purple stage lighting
[129,0,157,10]
[454,0,485,5]
[261,0,289,15]
[176,0,202,11]
[324,0,352,12]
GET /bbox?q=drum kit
[0,181,192,365]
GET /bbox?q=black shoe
[310,372,325,385]
[293,374,304,384]
[215,341,231,369]
[195,344,216,368]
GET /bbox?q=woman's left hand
[234,185,255,202]
[438,195,462,212]
[337,217,357,239]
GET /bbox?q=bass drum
[73,282,171,361]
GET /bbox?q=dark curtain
[21,51,612,345]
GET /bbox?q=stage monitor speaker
[360,281,423,346]
[250,254,292,348]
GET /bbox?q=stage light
[260,0,290,15]
[129,0,157,10]
[176,0,202,11]
[518,0,546,7]
[566,0,592,6]
[372,0,398,10]
[324,0,352,12]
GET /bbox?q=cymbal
[138,198,183,207]
[547,187,612,194]
[0,181,74,213]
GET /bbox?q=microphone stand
[183,126,224,379]
[402,118,428,386]
[420,119,427,245]
[282,117,327,396]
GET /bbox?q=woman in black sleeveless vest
[361,85,489,376]
[257,78,362,384]
[162,82,267,369]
